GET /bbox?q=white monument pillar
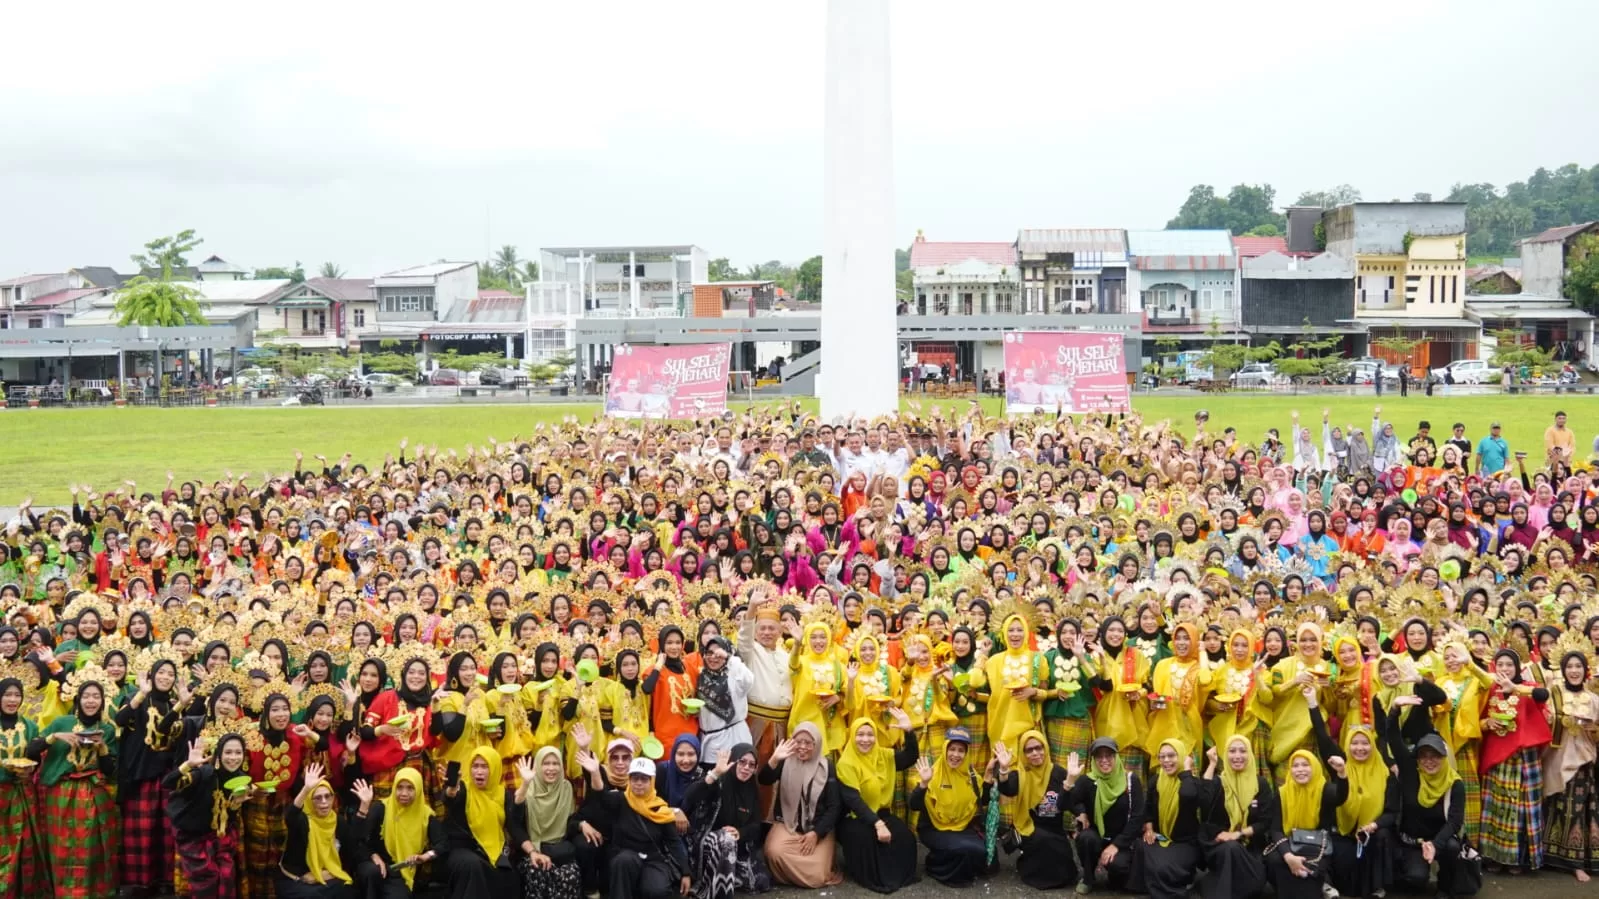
[820,0,898,420]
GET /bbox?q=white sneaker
[1321,885,1339,899]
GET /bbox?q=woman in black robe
[579,752,692,899]
[1137,738,1207,899]
[907,726,998,887]
[1064,737,1142,892]
[1263,744,1348,899]
[1311,694,1398,899]
[1003,730,1080,890]
[1197,736,1274,899]
[439,747,525,899]
[682,742,772,899]
[834,713,920,894]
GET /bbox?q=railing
[1357,289,1401,310]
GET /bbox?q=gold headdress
[61,662,113,706]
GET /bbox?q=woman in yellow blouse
[1206,628,1271,778]
[1091,615,1151,777]
[1432,638,1492,843]
[976,615,1048,757]
[1326,634,1377,728]
[845,634,903,733]
[789,620,847,754]
[435,652,491,771]
[1143,621,1211,765]
[1260,622,1329,776]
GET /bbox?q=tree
[1244,224,1281,237]
[523,351,577,385]
[1145,335,1183,382]
[1565,233,1599,313]
[1273,320,1349,388]
[521,261,540,284]
[363,352,421,378]
[1293,185,1362,208]
[318,262,346,279]
[1197,317,1280,382]
[114,277,207,327]
[1166,183,1284,234]
[493,246,524,286]
[131,229,203,276]
[708,258,738,281]
[478,264,515,292]
[1412,192,1433,203]
[1487,327,1552,370]
[253,262,305,283]
[795,255,823,302]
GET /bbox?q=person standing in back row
[1545,411,1576,463]
[1476,421,1509,475]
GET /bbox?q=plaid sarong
[1455,741,1482,844]
[120,776,173,889]
[1542,758,1599,873]
[1479,746,1544,868]
[240,790,288,899]
[1251,721,1273,781]
[1045,716,1094,770]
[0,779,46,899]
[177,830,239,899]
[1120,747,1149,781]
[42,775,119,899]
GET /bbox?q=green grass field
[0,393,1582,505]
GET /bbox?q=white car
[1229,363,1284,388]
[1430,359,1501,384]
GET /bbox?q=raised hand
[517,757,537,786]
[186,738,207,767]
[992,741,1013,770]
[351,779,374,805]
[770,738,797,765]
[712,749,732,778]
[303,762,326,791]
[915,757,934,787]
[1066,752,1083,780]
[576,750,600,775]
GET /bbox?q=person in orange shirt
[1341,507,1387,562]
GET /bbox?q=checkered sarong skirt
[1251,721,1273,781]
[1479,746,1544,868]
[1455,741,1482,844]
[240,790,288,899]
[176,830,239,899]
[120,776,174,889]
[0,777,46,899]
[1543,760,1599,873]
[42,774,119,899]
[1045,716,1094,770]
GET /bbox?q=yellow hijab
[1336,724,1389,834]
[382,768,432,887]
[465,746,506,864]
[925,739,978,831]
[1279,749,1326,832]
[1416,748,1461,809]
[1375,655,1416,725]
[1013,730,1052,837]
[1154,738,1186,836]
[836,717,896,812]
[625,777,679,825]
[1218,735,1260,831]
[304,783,353,885]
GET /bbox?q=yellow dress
[847,661,904,740]
[977,645,1047,753]
[563,678,608,778]
[435,690,491,766]
[1260,654,1328,766]
[488,683,536,763]
[1143,649,1212,756]
[789,623,847,754]
[1093,645,1150,754]
[524,678,572,755]
[602,678,652,743]
[1207,659,1269,752]
[1433,662,1493,753]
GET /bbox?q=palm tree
[493,245,523,285]
[114,276,207,327]
[318,262,346,278]
[520,260,540,284]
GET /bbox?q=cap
[945,727,972,746]
[627,758,655,778]
[1490,421,1502,428]
[1415,734,1449,757]
[1089,736,1120,755]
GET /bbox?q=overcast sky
[2,0,1594,278]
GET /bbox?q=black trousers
[1073,828,1134,890]
[355,860,415,899]
[607,850,679,899]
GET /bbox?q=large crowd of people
[1,400,1597,899]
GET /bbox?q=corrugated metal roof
[1128,229,1235,271]
[1520,222,1597,244]
[909,241,1016,267]
[1231,236,1288,258]
[377,261,476,278]
[303,277,375,302]
[15,287,105,309]
[1015,228,1126,256]
[0,273,58,287]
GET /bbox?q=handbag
[1287,828,1332,874]
[1441,792,1483,896]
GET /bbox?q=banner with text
[1002,330,1130,414]
[605,343,732,419]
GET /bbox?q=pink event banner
[605,343,732,419]
[1002,330,1130,414]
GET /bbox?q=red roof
[1232,236,1288,258]
[1521,222,1597,245]
[909,241,1016,268]
[15,287,102,309]
[476,289,521,300]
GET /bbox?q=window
[995,293,1013,314]
[353,307,366,328]
[1199,289,1213,310]
[1223,288,1234,306]
[27,317,43,328]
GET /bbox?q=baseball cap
[1089,737,1120,755]
[1490,421,1501,428]
[1416,734,1448,757]
[628,758,655,778]
[945,727,972,746]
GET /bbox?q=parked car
[1430,359,1502,385]
[1348,361,1381,385]
[480,366,528,387]
[430,368,467,386]
[1229,363,1283,388]
[359,373,413,387]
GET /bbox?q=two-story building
[1126,229,1238,341]
[1014,228,1128,314]
[538,245,707,317]
[1322,202,1476,368]
[263,277,379,351]
[1239,251,1358,349]
[1520,222,1598,298]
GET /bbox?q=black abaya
[1004,765,1080,890]
[1197,775,1273,899]
[835,730,920,894]
[1136,772,1206,899]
